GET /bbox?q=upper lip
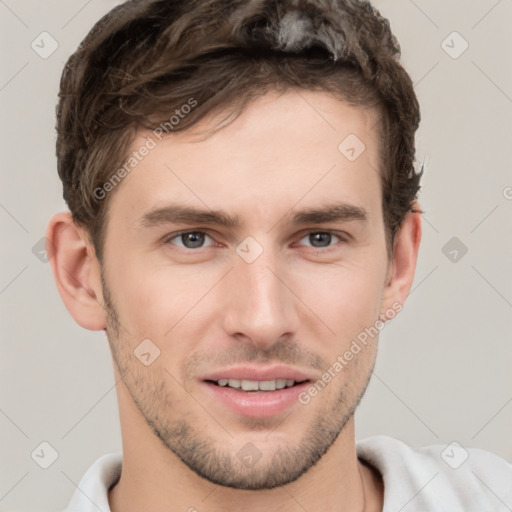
[201,365,313,382]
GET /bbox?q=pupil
[182,232,205,248]
[310,232,331,247]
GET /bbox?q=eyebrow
[287,203,367,225]
[139,205,239,228]
[138,202,367,229]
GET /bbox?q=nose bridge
[222,244,297,346]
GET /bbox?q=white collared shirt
[63,436,512,511]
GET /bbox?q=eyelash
[164,230,349,251]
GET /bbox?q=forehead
[107,89,383,225]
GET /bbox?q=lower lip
[201,381,310,418]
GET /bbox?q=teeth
[259,380,276,391]
[276,379,287,389]
[241,380,259,391]
[216,378,297,391]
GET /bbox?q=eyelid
[164,229,215,248]
[295,229,351,244]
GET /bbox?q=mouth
[199,365,315,417]
[201,377,312,418]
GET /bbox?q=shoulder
[356,435,512,511]
[63,452,122,512]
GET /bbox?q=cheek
[107,257,222,366]
[106,257,192,337]
[292,260,385,338]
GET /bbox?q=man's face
[100,90,393,489]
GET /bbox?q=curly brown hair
[56,0,422,261]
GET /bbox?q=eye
[166,231,214,249]
[298,232,342,248]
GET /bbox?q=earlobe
[381,203,422,316]
[46,212,106,331]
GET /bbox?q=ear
[46,212,106,330]
[381,203,422,318]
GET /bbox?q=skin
[48,89,421,512]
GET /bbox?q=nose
[221,247,299,350]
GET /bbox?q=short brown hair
[56,0,422,261]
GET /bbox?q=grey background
[1,0,511,510]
